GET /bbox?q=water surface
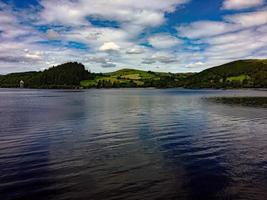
[0,89,267,200]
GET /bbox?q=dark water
[0,89,267,200]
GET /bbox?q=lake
[0,88,267,200]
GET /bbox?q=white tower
[20,80,24,88]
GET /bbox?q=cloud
[0,10,32,40]
[177,8,267,39]
[225,9,267,28]
[143,52,178,64]
[0,0,191,73]
[63,27,132,51]
[1,0,267,74]
[99,42,120,52]
[177,21,238,39]
[126,47,145,54]
[39,0,189,28]
[0,56,31,63]
[101,62,116,68]
[148,34,182,49]
[87,56,110,63]
[223,0,264,10]
[142,59,156,64]
[47,29,60,40]
[0,51,42,63]
[87,56,116,68]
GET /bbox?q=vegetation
[0,62,91,88]
[81,69,192,88]
[0,59,266,89]
[185,59,267,88]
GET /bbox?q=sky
[0,0,267,74]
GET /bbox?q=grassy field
[226,75,250,82]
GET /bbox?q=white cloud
[177,21,238,39]
[223,0,264,10]
[63,26,134,52]
[148,34,182,49]
[225,9,267,27]
[126,47,145,54]
[40,1,88,26]
[39,0,188,28]
[25,51,42,60]
[177,8,267,39]
[99,42,120,52]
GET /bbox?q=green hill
[81,69,191,88]
[0,62,91,88]
[186,59,267,88]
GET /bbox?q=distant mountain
[185,59,267,88]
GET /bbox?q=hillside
[185,59,267,88]
[0,62,91,88]
[81,69,192,88]
[1,59,266,89]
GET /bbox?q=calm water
[0,89,267,200]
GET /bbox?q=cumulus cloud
[148,34,182,49]
[99,42,120,52]
[39,0,188,26]
[223,0,264,10]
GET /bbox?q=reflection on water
[0,89,267,200]
[206,97,267,108]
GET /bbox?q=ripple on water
[0,89,267,200]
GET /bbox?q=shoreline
[0,87,267,91]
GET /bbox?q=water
[0,88,267,200]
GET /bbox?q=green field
[226,75,250,82]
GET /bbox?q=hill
[81,69,192,88]
[185,59,267,88]
[0,62,91,88]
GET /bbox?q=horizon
[1,0,267,74]
[0,58,265,76]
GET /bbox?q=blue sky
[0,0,267,73]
